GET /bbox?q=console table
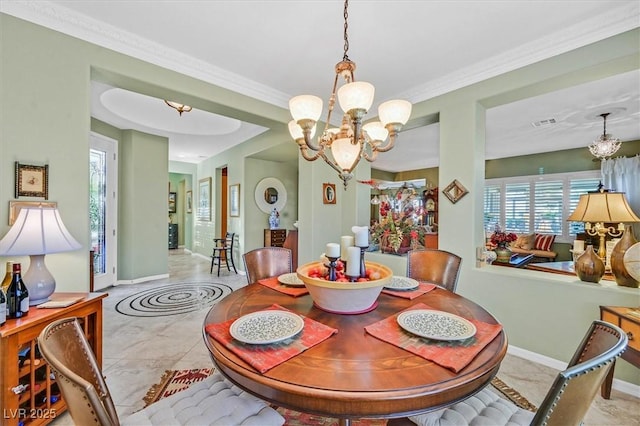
[0,292,106,426]
[527,261,615,281]
[599,306,640,399]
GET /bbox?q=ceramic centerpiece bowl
[297,261,392,314]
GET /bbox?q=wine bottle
[0,286,6,326]
[1,261,12,293]
[7,263,29,319]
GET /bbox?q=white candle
[340,235,354,259]
[352,225,369,247]
[326,243,340,258]
[573,240,584,252]
[346,247,361,276]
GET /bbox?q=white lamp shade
[337,81,375,113]
[288,120,316,140]
[0,207,82,256]
[378,99,412,126]
[363,121,389,142]
[289,95,323,122]
[331,137,361,171]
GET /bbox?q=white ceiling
[2,1,639,171]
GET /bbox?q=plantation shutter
[483,185,501,232]
[534,180,563,234]
[504,183,530,234]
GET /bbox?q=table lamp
[567,190,639,257]
[0,206,82,305]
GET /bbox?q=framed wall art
[9,200,57,225]
[442,179,469,204]
[323,183,336,204]
[15,162,49,199]
[229,183,240,217]
[186,190,193,214]
[198,177,212,221]
[168,192,177,213]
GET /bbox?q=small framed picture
[186,190,193,214]
[168,192,177,213]
[15,162,49,199]
[323,183,336,205]
[229,184,240,217]
[198,177,212,221]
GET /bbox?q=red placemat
[364,302,502,372]
[381,282,437,299]
[258,277,309,297]
[205,304,337,373]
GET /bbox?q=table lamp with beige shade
[567,190,639,285]
[0,206,82,305]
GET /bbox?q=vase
[494,243,511,263]
[610,225,639,288]
[575,245,605,283]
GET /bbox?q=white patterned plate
[230,310,304,344]
[278,273,305,287]
[384,276,420,291]
[623,242,640,282]
[397,310,476,341]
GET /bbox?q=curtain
[601,155,640,237]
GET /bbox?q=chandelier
[588,113,621,160]
[287,0,412,189]
[164,100,192,116]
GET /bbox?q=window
[484,171,600,242]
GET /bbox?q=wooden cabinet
[599,305,640,399]
[264,229,286,248]
[0,293,106,426]
[168,223,178,249]
[283,229,298,270]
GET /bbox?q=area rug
[144,369,536,424]
[115,282,233,317]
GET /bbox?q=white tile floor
[52,249,638,425]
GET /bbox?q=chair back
[406,248,462,292]
[532,320,627,426]
[38,317,119,426]
[243,247,292,283]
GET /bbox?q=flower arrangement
[370,201,426,253]
[489,225,517,247]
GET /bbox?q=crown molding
[399,2,640,104]
[2,1,638,110]
[0,0,291,108]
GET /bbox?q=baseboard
[115,274,170,285]
[508,344,639,397]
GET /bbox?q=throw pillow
[535,234,555,251]
[513,234,535,249]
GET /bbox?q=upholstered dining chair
[243,247,292,283]
[406,320,627,426]
[210,232,238,276]
[406,248,462,292]
[37,317,285,426]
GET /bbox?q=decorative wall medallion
[442,180,468,204]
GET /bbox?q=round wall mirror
[255,178,287,214]
[264,187,278,204]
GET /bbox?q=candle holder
[358,245,368,278]
[327,256,339,281]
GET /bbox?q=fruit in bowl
[297,261,392,314]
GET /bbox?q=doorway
[90,132,118,290]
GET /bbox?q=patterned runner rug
[143,369,536,425]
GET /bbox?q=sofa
[509,233,557,262]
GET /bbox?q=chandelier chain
[343,0,350,61]
[602,112,608,136]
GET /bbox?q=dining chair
[242,247,292,283]
[406,320,627,426]
[210,232,238,276]
[406,248,462,292]
[37,317,285,426]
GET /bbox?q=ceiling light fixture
[164,100,192,116]
[589,113,621,160]
[287,0,412,189]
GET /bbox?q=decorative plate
[230,310,304,345]
[397,310,476,341]
[384,276,420,291]
[623,242,640,282]
[278,273,305,287]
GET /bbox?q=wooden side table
[599,305,640,399]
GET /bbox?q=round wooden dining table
[203,283,507,425]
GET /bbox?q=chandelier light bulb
[363,121,389,142]
[379,99,412,126]
[331,137,361,171]
[337,81,375,114]
[288,120,316,140]
[289,95,323,122]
